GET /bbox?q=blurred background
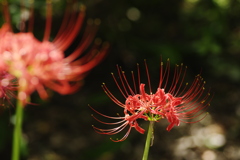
[1,0,240,159]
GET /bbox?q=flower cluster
[0,1,108,104]
[91,59,212,142]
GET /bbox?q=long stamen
[110,126,132,142]
[89,105,125,120]
[54,4,86,50]
[111,72,128,99]
[159,60,163,88]
[102,83,125,108]
[121,70,136,95]
[43,0,52,41]
[137,63,141,92]
[160,59,171,90]
[144,59,152,94]
[2,0,12,30]
[172,65,187,97]
[70,42,109,75]
[28,0,34,32]
[164,59,171,90]
[131,71,137,93]
[117,66,131,96]
[52,0,71,41]
[64,19,100,63]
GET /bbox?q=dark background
[1,0,240,159]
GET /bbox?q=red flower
[91,59,212,142]
[0,1,109,103]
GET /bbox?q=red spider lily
[91,59,212,142]
[0,0,109,104]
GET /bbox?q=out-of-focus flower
[91,59,212,142]
[0,0,109,104]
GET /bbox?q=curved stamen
[43,0,52,41]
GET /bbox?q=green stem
[142,121,154,160]
[11,99,24,160]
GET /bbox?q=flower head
[0,1,109,103]
[91,59,212,142]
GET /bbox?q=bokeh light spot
[126,7,141,21]
[202,150,217,160]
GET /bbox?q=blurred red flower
[0,1,109,104]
